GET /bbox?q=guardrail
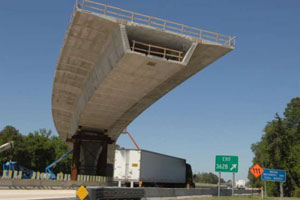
[131,40,183,61]
[76,0,235,48]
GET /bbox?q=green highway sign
[215,155,239,173]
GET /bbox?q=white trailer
[236,179,246,189]
[113,149,187,187]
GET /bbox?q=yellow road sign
[76,185,88,200]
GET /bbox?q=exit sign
[215,155,239,173]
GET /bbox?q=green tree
[284,97,300,127]
[50,136,72,174]
[0,126,24,164]
[0,126,71,174]
[194,172,225,184]
[249,97,300,197]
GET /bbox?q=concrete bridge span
[52,0,235,178]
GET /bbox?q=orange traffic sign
[250,164,264,178]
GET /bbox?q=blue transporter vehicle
[3,161,35,179]
[1,141,35,179]
[45,149,73,180]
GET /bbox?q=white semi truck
[236,179,246,189]
[113,149,194,188]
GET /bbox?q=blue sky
[0,0,299,181]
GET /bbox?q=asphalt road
[0,190,76,200]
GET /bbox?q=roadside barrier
[1,170,9,179]
[31,171,36,179]
[1,170,111,183]
[13,170,22,179]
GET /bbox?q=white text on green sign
[215,155,238,173]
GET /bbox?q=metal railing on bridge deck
[75,0,236,48]
[131,40,184,62]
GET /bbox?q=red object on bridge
[250,164,264,178]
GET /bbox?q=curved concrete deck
[52,4,234,164]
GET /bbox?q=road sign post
[261,169,286,197]
[250,164,264,197]
[218,172,221,197]
[232,173,235,196]
[264,181,267,197]
[280,182,283,197]
[215,155,238,196]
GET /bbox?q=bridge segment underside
[52,9,233,177]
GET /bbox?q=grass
[195,182,218,187]
[195,182,229,188]
[178,196,299,200]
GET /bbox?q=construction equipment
[3,161,35,179]
[122,129,140,150]
[1,141,35,179]
[0,141,14,153]
[45,149,73,180]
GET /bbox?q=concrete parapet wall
[143,187,259,197]
[83,187,260,200]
